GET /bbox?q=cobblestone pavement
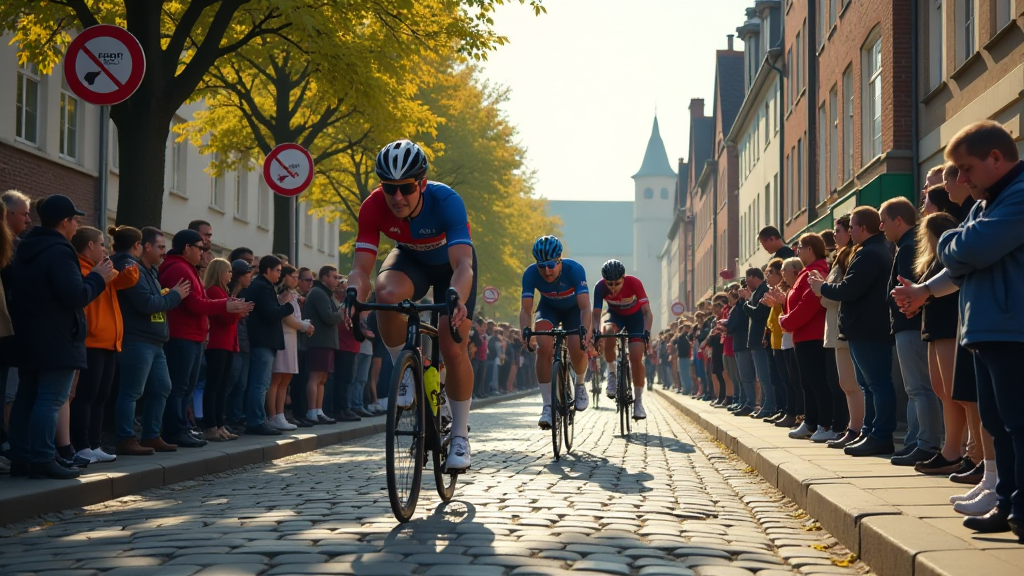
[0,394,871,576]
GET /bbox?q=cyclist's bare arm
[344,251,378,327]
[447,244,474,327]
[577,293,593,347]
[519,296,535,341]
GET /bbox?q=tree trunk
[273,193,292,257]
[112,107,172,229]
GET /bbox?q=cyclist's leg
[376,248,428,408]
[560,309,589,410]
[533,317,556,402]
[602,318,623,397]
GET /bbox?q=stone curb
[653,389,1020,576]
[0,389,535,526]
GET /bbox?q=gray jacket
[112,253,181,347]
[303,281,342,350]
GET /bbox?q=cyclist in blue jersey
[519,236,593,429]
[344,140,475,470]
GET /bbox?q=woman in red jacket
[203,258,240,442]
[780,233,835,443]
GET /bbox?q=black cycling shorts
[378,245,477,320]
[535,300,582,331]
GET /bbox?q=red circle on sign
[264,143,315,197]
[482,286,500,304]
[64,25,146,106]
[671,301,685,316]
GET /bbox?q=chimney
[688,98,705,119]
[727,34,735,51]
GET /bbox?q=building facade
[546,200,634,289]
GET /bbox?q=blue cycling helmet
[532,235,563,262]
[375,140,429,181]
[601,259,626,281]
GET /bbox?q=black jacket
[743,282,771,349]
[112,253,181,347]
[888,228,923,335]
[725,298,749,351]
[8,227,107,369]
[246,274,294,350]
[819,233,894,342]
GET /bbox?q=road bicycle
[594,330,648,437]
[589,358,601,411]
[522,325,586,460]
[346,287,463,523]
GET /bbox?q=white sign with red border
[64,25,146,106]
[264,143,315,197]
[482,286,500,304]
[670,301,685,316]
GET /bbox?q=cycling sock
[449,399,471,438]
[539,382,551,406]
[634,385,644,400]
[575,371,587,387]
[386,345,403,365]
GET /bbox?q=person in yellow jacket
[69,225,139,464]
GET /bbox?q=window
[842,66,853,181]
[110,122,119,171]
[956,0,976,65]
[785,152,793,218]
[170,121,187,194]
[829,0,837,28]
[795,29,803,97]
[210,153,225,210]
[317,216,325,252]
[303,204,313,247]
[765,182,772,229]
[829,86,838,192]
[786,49,793,109]
[773,173,779,223]
[764,100,771,146]
[660,187,669,199]
[15,63,40,145]
[644,187,654,199]
[328,221,336,255]
[863,36,883,163]
[929,0,944,87]
[234,165,248,220]
[995,0,1012,29]
[257,180,271,229]
[797,137,804,211]
[59,80,79,161]
[818,103,827,204]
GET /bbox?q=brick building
[781,0,818,240]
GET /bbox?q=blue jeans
[162,338,204,440]
[750,346,775,413]
[678,358,694,395]
[848,340,897,440]
[767,348,787,412]
[9,368,76,463]
[894,330,941,451]
[351,353,373,409]
[116,342,172,441]
[734,349,756,408]
[246,347,276,428]
[488,359,500,393]
[226,351,250,422]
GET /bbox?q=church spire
[632,116,677,179]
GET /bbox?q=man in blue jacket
[937,120,1024,541]
[7,195,115,479]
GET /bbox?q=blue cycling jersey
[521,258,589,310]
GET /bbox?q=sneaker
[606,377,616,399]
[90,448,117,463]
[953,489,998,516]
[75,448,99,464]
[788,422,815,440]
[633,399,647,420]
[810,427,840,443]
[446,436,471,470]
[951,480,996,504]
[538,405,553,430]
[397,370,415,408]
[575,385,589,411]
[269,415,296,431]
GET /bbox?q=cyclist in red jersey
[591,259,653,419]
[343,140,475,470]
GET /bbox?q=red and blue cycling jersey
[593,275,649,316]
[521,258,588,310]
[355,182,472,266]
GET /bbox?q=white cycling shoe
[538,405,553,429]
[606,377,616,399]
[396,369,415,409]
[633,399,647,420]
[575,385,589,411]
[446,436,471,470]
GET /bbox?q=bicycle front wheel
[550,360,564,460]
[619,350,632,436]
[432,425,458,502]
[563,365,575,453]
[386,351,425,523]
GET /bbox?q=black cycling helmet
[601,259,626,281]
[375,140,428,181]
[532,235,563,262]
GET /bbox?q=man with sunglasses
[519,235,593,429]
[344,139,476,471]
[592,259,653,419]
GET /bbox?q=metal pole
[97,105,109,228]
[289,196,297,265]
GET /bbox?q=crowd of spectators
[658,120,1024,542]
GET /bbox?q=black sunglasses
[381,181,420,196]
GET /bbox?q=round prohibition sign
[64,25,146,106]
[671,301,685,316]
[482,286,500,304]
[263,143,315,197]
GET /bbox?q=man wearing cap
[159,230,251,448]
[7,195,116,479]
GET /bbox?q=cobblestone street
[0,394,868,576]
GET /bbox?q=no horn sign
[482,286,500,304]
[64,25,146,106]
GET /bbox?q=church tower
[632,116,676,328]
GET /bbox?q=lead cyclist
[343,140,476,470]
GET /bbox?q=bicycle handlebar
[521,325,588,353]
[344,287,463,344]
[593,330,650,344]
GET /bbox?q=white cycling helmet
[375,140,429,181]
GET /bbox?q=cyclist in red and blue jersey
[519,235,593,429]
[344,140,475,470]
[591,259,653,419]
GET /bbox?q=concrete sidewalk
[656,389,1024,576]
[0,389,534,527]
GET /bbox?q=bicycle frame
[594,329,648,436]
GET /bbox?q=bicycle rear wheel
[623,354,633,434]
[551,359,564,460]
[563,364,575,453]
[386,351,425,523]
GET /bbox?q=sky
[477,0,751,202]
